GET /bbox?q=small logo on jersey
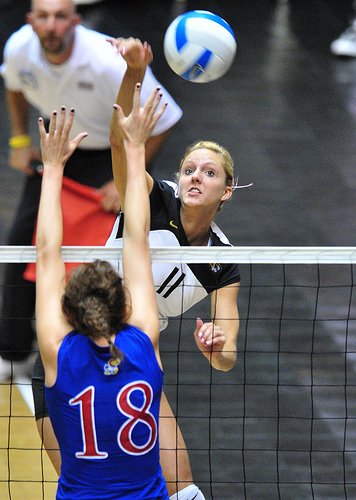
[104,358,119,376]
[77,81,94,90]
[19,70,38,89]
[209,263,222,273]
[169,220,178,229]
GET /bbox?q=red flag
[24,176,116,282]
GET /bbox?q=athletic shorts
[32,353,48,420]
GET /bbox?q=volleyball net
[0,246,355,500]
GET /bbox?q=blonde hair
[175,140,234,186]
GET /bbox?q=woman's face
[178,148,232,211]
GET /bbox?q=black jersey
[106,179,240,330]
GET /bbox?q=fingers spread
[56,106,67,137]
[49,110,57,135]
[72,131,88,149]
[37,116,46,138]
[132,82,142,111]
[144,86,160,114]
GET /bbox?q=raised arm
[194,282,240,371]
[35,108,87,385]
[112,84,167,353]
[109,38,156,209]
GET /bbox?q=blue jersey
[45,325,168,500]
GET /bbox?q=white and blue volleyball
[163,10,236,83]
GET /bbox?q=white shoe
[330,19,356,57]
[0,355,36,383]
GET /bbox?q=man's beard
[40,36,66,55]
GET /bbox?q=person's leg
[36,416,61,474]
[0,176,42,366]
[32,353,61,474]
[159,392,205,499]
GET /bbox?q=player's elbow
[212,350,237,372]
[222,354,237,372]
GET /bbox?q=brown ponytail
[62,260,127,365]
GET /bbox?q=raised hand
[38,107,88,169]
[112,83,167,147]
[107,37,153,70]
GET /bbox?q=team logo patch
[77,81,94,90]
[209,263,222,273]
[104,358,119,376]
[19,70,38,89]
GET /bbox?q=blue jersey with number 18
[45,325,168,500]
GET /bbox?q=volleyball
[163,10,236,83]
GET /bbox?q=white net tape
[1,246,356,264]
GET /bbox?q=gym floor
[0,1,356,499]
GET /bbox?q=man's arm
[7,90,29,136]
[6,89,41,175]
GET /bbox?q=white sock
[169,484,205,500]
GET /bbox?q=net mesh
[0,246,355,500]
